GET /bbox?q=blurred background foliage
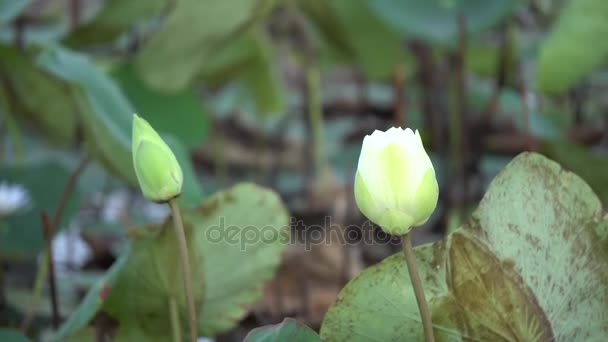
[0,0,607,340]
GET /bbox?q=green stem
[168,198,197,342]
[0,88,24,165]
[211,123,227,186]
[392,63,406,127]
[402,233,435,342]
[306,63,326,176]
[20,253,49,332]
[169,297,182,342]
[19,156,88,333]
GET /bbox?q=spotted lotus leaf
[321,153,608,341]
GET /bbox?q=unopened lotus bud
[354,127,438,235]
[132,114,183,202]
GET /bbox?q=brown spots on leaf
[445,231,554,341]
[256,193,267,207]
[430,239,446,271]
[99,282,111,301]
[197,198,219,217]
[508,223,521,235]
[562,227,571,241]
[223,190,236,203]
[464,218,489,242]
[525,233,541,250]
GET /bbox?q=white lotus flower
[0,182,31,216]
[354,127,439,235]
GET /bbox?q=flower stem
[168,198,197,342]
[307,65,325,174]
[169,297,182,342]
[41,212,60,329]
[19,253,48,332]
[0,86,24,165]
[402,233,435,342]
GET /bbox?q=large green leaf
[103,183,289,337]
[0,0,30,23]
[330,0,404,80]
[134,0,277,92]
[369,0,520,44]
[301,0,403,80]
[245,318,322,342]
[196,32,261,86]
[102,217,206,338]
[192,29,286,117]
[466,24,516,84]
[112,322,170,342]
[111,63,209,149]
[36,46,137,184]
[35,46,203,197]
[299,0,353,60]
[0,160,80,257]
[196,184,289,335]
[540,139,608,205]
[64,0,166,46]
[239,31,285,116]
[537,0,608,93]
[0,329,30,342]
[321,153,608,341]
[0,47,77,145]
[53,251,130,341]
[321,239,454,341]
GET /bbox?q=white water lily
[354,127,438,235]
[0,182,30,216]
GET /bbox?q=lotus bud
[354,127,438,235]
[131,114,183,202]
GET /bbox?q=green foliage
[54,252,130,341]
[302,0,403,80]
[245,318,322,342]
[537,0,608,93]
[0,160,80,256]
[112,322,170,342]
[64,0,166,46]
[0,329,30,342]
[194,183,289,335]
[196,32,261,86]
[333,0,404,80]
[239,30,286,116]
[35,46,203,196]
[466,24,516,84]
[102,217,206,338]
[0,47,78,145]
[36,46,137,184]
[370,0,520,44]
[54,183,288,340]
[321,153,608,341]
[134,0,278,92]
[3,1,608,340]
[0,0,69,46]
[0,44,204,198]
[298,0,353,59]
[111,63,209,150]
[0,0,30,23]
[540,139,608,205]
